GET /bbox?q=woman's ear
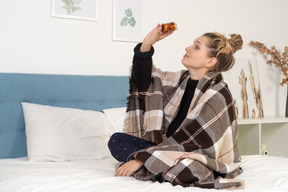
[205,57,217,68]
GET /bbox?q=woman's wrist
[140,42,153,52]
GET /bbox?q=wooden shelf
[237,117,288,158]
[237,117,288,125]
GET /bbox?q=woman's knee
[108,132,124,150]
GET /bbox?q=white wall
[1,0,288,117]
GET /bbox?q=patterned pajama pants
[108,132,157,162]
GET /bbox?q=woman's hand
[115,159,144,177]
[140,24,174,52]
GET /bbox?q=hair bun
[229,34,243,53]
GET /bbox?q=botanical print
[121,9,136,27]
[52,0,98,21]
[113,0,141,42]
[61,0,82,15]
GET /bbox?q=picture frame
[51,0,98,22]
[223,59,264,119]
[113,0,142,42]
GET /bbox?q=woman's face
[181,35,214,75]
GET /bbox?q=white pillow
[22,102,112,162]
[102,107,127,135]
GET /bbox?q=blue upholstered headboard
[0,73,129,159]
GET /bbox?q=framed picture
[223,59,264,119]
[51,0,98,21]
[113,0,142,42]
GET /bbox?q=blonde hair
[203,32,243,72]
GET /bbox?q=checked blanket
[123,66,244,189]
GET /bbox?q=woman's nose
[185,47,190,52]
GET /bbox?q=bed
[0,72,288,192]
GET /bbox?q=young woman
[108,24,244,189]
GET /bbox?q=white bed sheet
[0,155,287,192]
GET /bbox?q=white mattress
[0,155,287,192]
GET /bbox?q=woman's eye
[195,45,199,50]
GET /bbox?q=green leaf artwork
[61,0,82,15]
[125,9,133,17]
[120,8,136,27]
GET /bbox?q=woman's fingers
[114,160,144,177]
[115,164,132,176]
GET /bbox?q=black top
[165,78,198,137]
[131,43,154,92]
[131,43,198,137]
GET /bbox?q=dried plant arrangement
[249,41,288,86]
[239,69,249,118]
[233,99,239,119]
[248,61,264,117]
